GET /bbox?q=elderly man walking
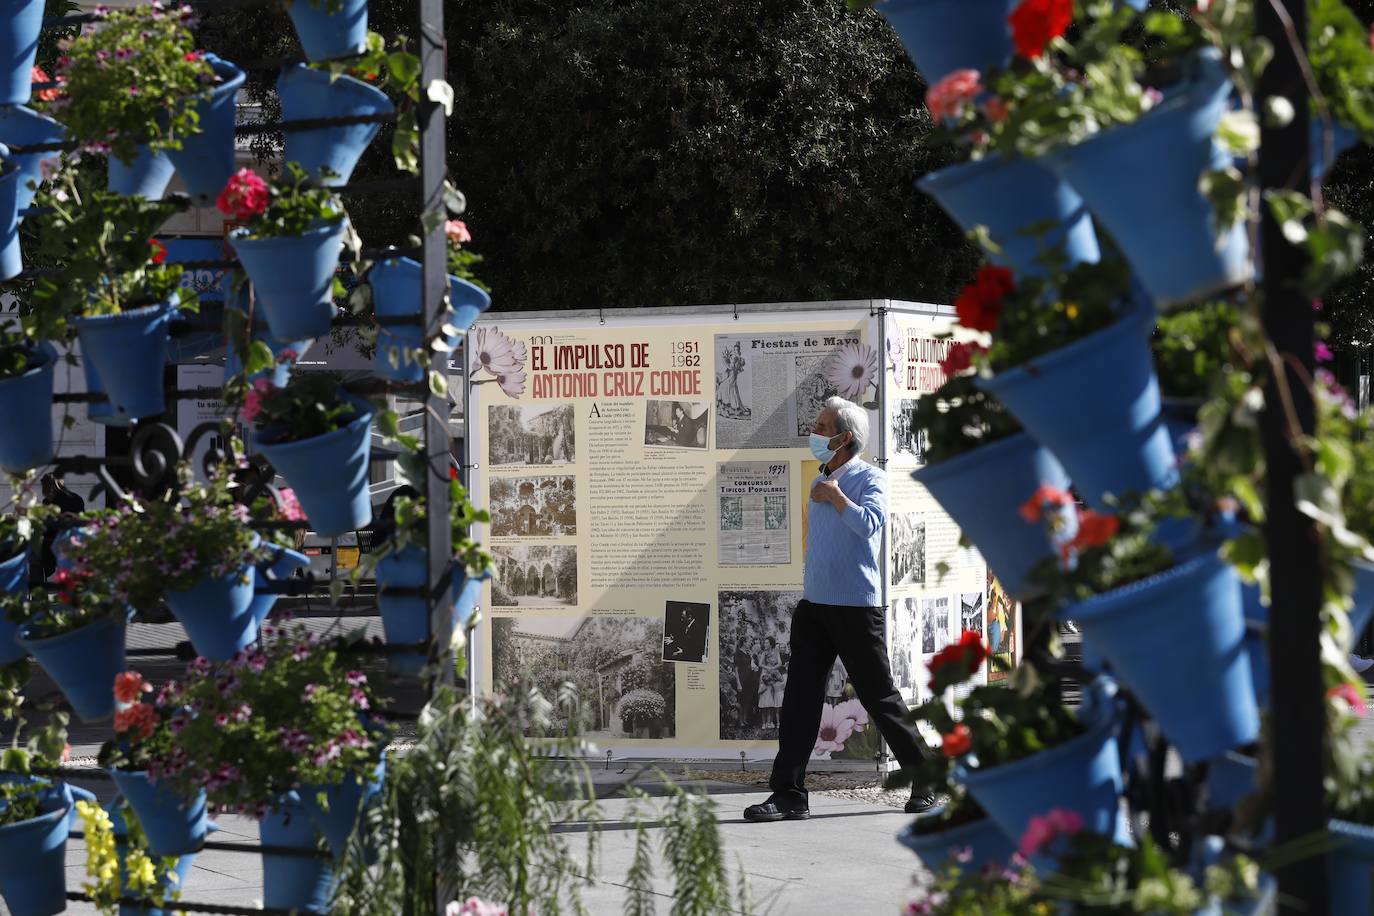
[744,396,937,821]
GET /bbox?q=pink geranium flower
[445,219,472,246]
[926,69,982,121]
[1330,682,1367,716]
[1017,807,1083,858]
[216,168,269,221]
[276,488,306,522]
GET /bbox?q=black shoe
[905,789,941,815]
[743,797,810,822]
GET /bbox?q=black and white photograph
[921,595,952,656]
[662,600,710,663]
[715,339,752,421]
[794,354,841,437]
[960,591,985,639]
[487,403,576,466]
[889,596,920,696]
[892,399,928,464]
[891,511,926,586]
[490,544,578,607]
[491,615,677,739]
[488,475,577,537]
[717,589,802,740]
[644,400,709,449]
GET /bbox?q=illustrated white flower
[495,368,526,399]
[884,315,904,378]
[824,341,878,400]
[812,702,859,755]
[469,326,526,378]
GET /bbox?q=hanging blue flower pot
[164,562,258,662]
[454,569,490,629]
[0,0,43,106]
[261,794,334,913]
[0,341,55,473]
[977,306,1176,508]
[912,432,1075,601]
[297,757,385,859]
[165,54,246,205]
[953,701,1130,850]
[231,220,346,341]
[918,155,1100,278]
[0,778,71,916]
[74,299,176,420]
[1242,583,1269,710]
[221,271,312,388]
[279,64,394,186]
[287,0,370,62]
[18,613,128,722]
[248,544,312,630]
[1329,819,1374,914]
[80,349,132,427]
[377,543,428,676]
[252,399,375,538]
[1043,51,1248,307]
[876,0,1017,87]
[0,145,22,282]
[0,106,62,215]
[369,257,491,383]
[897,813,1016,873]
[107,145,176,200]
[0,548,26,665]
[1348,559,1374,640]
[1064,552,1257,763]
[108,770,209,858]
[108,800,207,916]
[1206,751,1258,813]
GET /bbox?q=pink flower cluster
[447,899,508,916]
[1018,807,1083,858]
[240,377,272,423]
[926,69,982,121]
[216,168,270,222]
[445,219,472,246]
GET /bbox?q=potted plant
[0,0,45,106]
[152,622,386,858]
[286,0,371,62]
[27,166,192,419]
[0,148,22,283]
[96,671,209,859]
[1150,300,1247,453]
[918,631,1130,853]
[260,791,338,913]
[1024,485,1260,763]
[958,257,1176,507]
[241,374,376,537]
[0,505,47,665]
[221,164,351,341]
[48,3,214,198]
[910,358,1075,601]
[6,563,129,722]
[891,747,1016,873]
[0,105,64,215]
[77,797,200,916]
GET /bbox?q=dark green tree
[200,0,975,311]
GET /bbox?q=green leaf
[244,341,275,377]
[429,369,448,397]
[377,408,401,438]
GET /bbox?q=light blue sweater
[803,457,887,607]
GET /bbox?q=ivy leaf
[429,369,448,397]
[377,408,401,438]
[244,341,275,377]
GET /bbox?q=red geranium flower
[941,724,972,758]
[216,168,269,222]
[927,630,989,692]
[31,65,61,103]
[114,671,150,704]
[954,266,1014,333]
[938,341,986,379]
[149,238,167,264]
[1018,483,1074,524]
[114,703,157,741]
[1072,510,1119,550]
[1009,0,1074,60]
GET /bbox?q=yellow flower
[1066,303,1080,319]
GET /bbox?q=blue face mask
[809,432,838,463]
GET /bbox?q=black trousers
[769,599,929,804]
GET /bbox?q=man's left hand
[811,479,845,511]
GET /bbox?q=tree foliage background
[201,0,976,312]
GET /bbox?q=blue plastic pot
[252,399,375,538]
[165,54,246,205]
[0,0,43,106]
[0,548,26,665]
[0,778,70,916]
[107,145,176,199]
[108,800,208,916]
[1066,552,1257,763]
[1044,51,1248,307]
[897,813,1016,873]
[454,570,490,629]
[876,0,1016,87]
[1348,559,1374,640]
[74,299,176,420]
[978,306,1176,508]
[261,795,335,913]
[18,613,128,722]
[954,706,1130,850]
[221,271,312,387]
[0,341,55,472]
[919,155,1100,278]
[164,562,258,662]
[912,431,1075,601]
[0,106,63,215]
[369,256,492,382]
[1242,583,1268,710]
[231,220,346,340]
[248,543,312,630]
[1206,752,1258,813]
[1330,819,1374,914]
[0,146,21,282]
[377,543,427,676]
[279,64,394,186]
[287,0,369,62]
[81,348,132,427]
[298,757,385,859]
[109,770,209,857]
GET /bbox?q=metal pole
[1256,2,1327,912]
[419,0,454,688]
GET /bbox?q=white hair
[823,396,868,455]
